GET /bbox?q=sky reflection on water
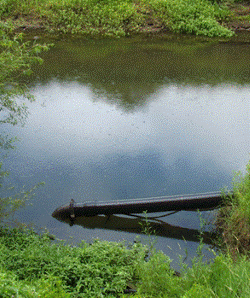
[4,81,248,240]
[1,36,250,269]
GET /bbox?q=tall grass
[1,160,250,297]
[135,246,250,297]
[0,226,148,297]
[1,224,250,297]
[216,161,250,258]
[0,268,71,298]
[0,0,234,37]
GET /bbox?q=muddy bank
[224,2,250,32]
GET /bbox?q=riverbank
[1,5,250,295]
[225,1,250,32]
[215,161,250,260]
[1,160,249,297]
[0,0,250,38]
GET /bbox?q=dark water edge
[26,31,250,86]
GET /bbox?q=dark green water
[1,33,250,269]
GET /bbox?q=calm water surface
[2,34,250,269]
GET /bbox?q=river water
[1,33,249,269]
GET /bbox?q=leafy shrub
[2,225,250,297]
[0,267,71,298]
[233,162,250,219]
[183,283,212,298]
[182,251,250,298]
[0,0,234,37]
[145,0,233,37]
[0,226,147,297]
[216,161,250,257]
[0,0,15,17]
[136,249,182,297]
[38,0,142,36]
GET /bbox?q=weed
[0,0,234,37]
[0,267,71,298]
[136,249,182,297]
[144,0,233,37]
[0,226,148,297]
[1,217,250,297]
[215,161,250,258]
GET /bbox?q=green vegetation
[216,161,250,259]
[0,268,71,298]
[0,24,49,125]
[140,0,233,37]
[1,6,250,296]
[137,248,250,297]
[1,222,250,297]
[0,24,49,226]
[0,0,236,37]
[0,158,249,297]
[0,227,147,297]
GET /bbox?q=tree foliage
[0,23,49,224]
[0,23,49,125]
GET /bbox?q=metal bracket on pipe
[69,199,75,226]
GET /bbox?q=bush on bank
[1,159,250,298]
[1,225,250,297]
[0,0,234,37]
[0,226,148,297]
[216,161,250,259]
[0,268,71,298]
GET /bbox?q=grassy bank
[0,223,250,297]
[215,161,250,260]
[0,163,250,297]
[0,0,240,37]
[1,12,250,296]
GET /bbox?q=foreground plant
[0,268,71,298]
[1,220,250,297]
[0,226,147,297]
[215,161,250,258]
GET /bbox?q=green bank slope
[0,0,243,37]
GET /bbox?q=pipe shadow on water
[57,213,215,245]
